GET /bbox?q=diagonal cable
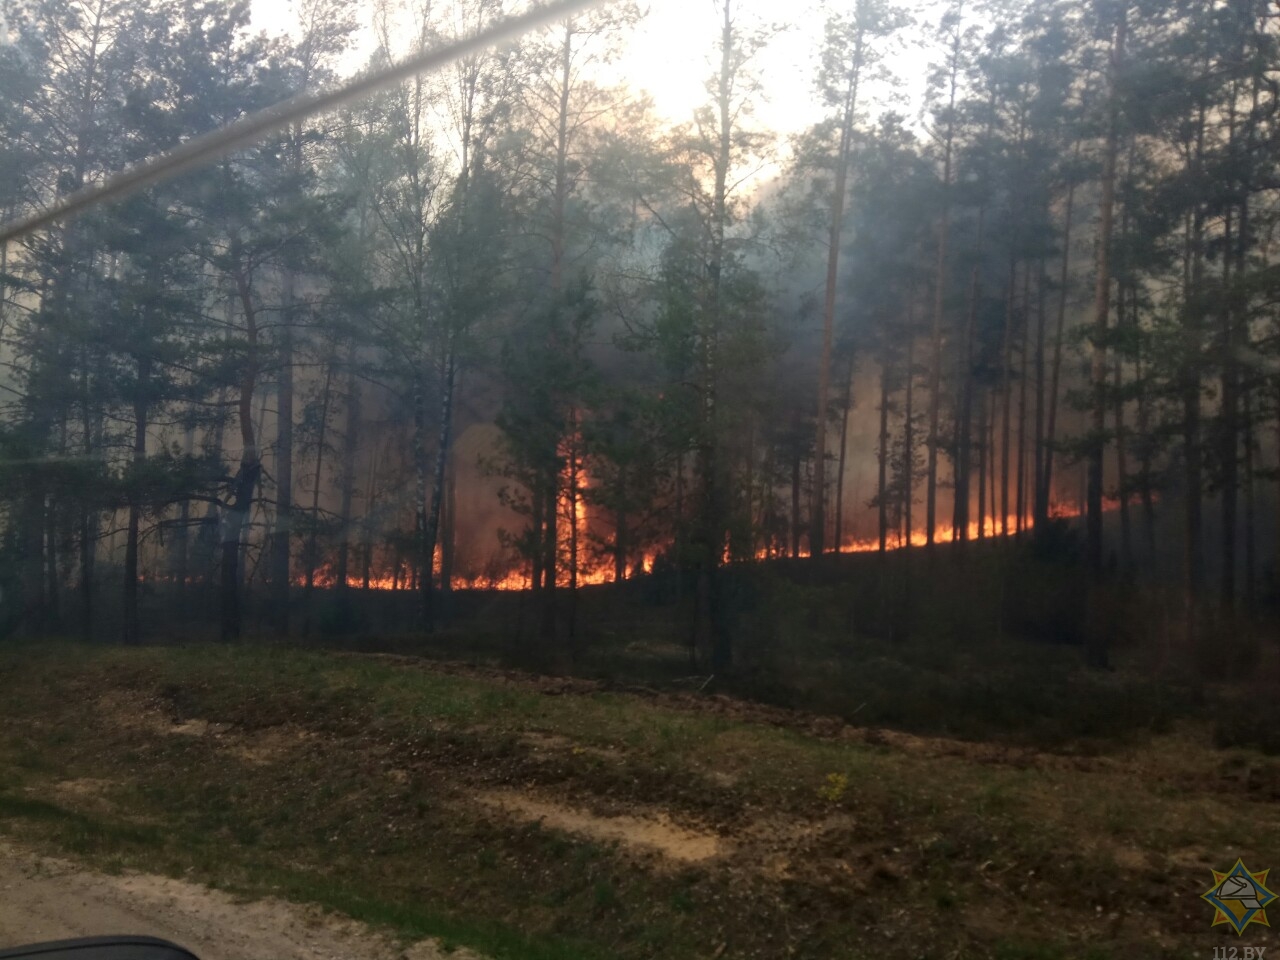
[0,0,605,245]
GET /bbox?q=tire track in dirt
[0,841,477,960]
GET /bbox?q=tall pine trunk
[1033,261,1049,530]
[303,359,334,636]
[423,354,456,632]
[977,389,988,540]
[813,23,864,558]
[566,409,581,658]
[1016,267,1030,536]
[335,355,360,595]
[441,459,456,597]
[833,350,855,551]
[271,280,295,637]
[999,262,1015,537]
[926,17,962,548]
[223,260,262,642]
[1041,142,1081,519]
[791,440,803,559]
[1087,11,1124,592]
[903,330,915,547]
[79,353,98,642]
[954,205,986,546]
[122,355,150,644]
[1113,285,1132,569]
[1182,113,1208,612]
[1134,289,1157,558]
[1219,207,1239,609]
[877,366,890,554]
[173,420,195,599]
[695,0,737,675]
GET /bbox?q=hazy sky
[249,0,937,148]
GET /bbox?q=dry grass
[0,642,1275,959]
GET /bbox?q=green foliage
[817,772,849,803]
[726,550,1191,747]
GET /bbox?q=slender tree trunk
[1016,266,1031,537]
[122,354,151,645]
[271,277,295,637]
[699,0,736,674]
[362,441,378,592]
[1243,385,1256,609]
[1113,285,1132,570]
[759,448,777,557]
[813,25,864,559]
[303,359,334,636]
[223,260,262,643]
[31,1,107,638]
[335,357,360,595]
[1237,36,1260,610]
[954,206,986,545]
[1041,143,1081,517]
[413,363,430,616]
[18,487,45,637]
[423,353,457,632]
[674,450,684,595]
[1000,262,1016,537]
[531,476,545,595]
[926,12,961,550]
[79,361,97,642]
[1183,153,1207,610]
[791,443,803,559]
[1220,210,1238,609]
[245,388,269,590]
[1033,260,1049,530]
[614,472,628,584]
[1269,378,1280,611]
[927,159,954,543]
[1133,284,1156,558]
[903,330,915,548]
[46,487,60,632]
[441,458,456,596]
[173,420,194,597]
[567,408,580,658]
[541,446,559,641]
[834,350,855,551]
[539,20,577,646]
[977,389,988,540]
[1087,11,1124,590]
[1238,215,1255,611]
[988,394,998,533]
[198,386,229,613]
[878,365,890,554]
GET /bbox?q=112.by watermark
[1211,949,1266,960]
[1202,859,1277,937]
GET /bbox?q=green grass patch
[0,641,1276,960]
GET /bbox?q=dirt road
[0,843,472,960]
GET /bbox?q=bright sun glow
[250,0,935,143]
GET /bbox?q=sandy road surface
[0,843,474,960]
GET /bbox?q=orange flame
[283,488,1102,593]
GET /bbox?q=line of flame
[281,501,1087,592]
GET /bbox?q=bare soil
[3,644,1277,959]
[476,790,724,864]
[0,841,475,960]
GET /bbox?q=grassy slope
[0,642,1275,959]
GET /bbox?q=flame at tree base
[295,500,1093,593]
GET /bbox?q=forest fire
[293,500,1090,593]
[2,0,1273,954]
[4,0,1231,658]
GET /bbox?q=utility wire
[0,0,605,246]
